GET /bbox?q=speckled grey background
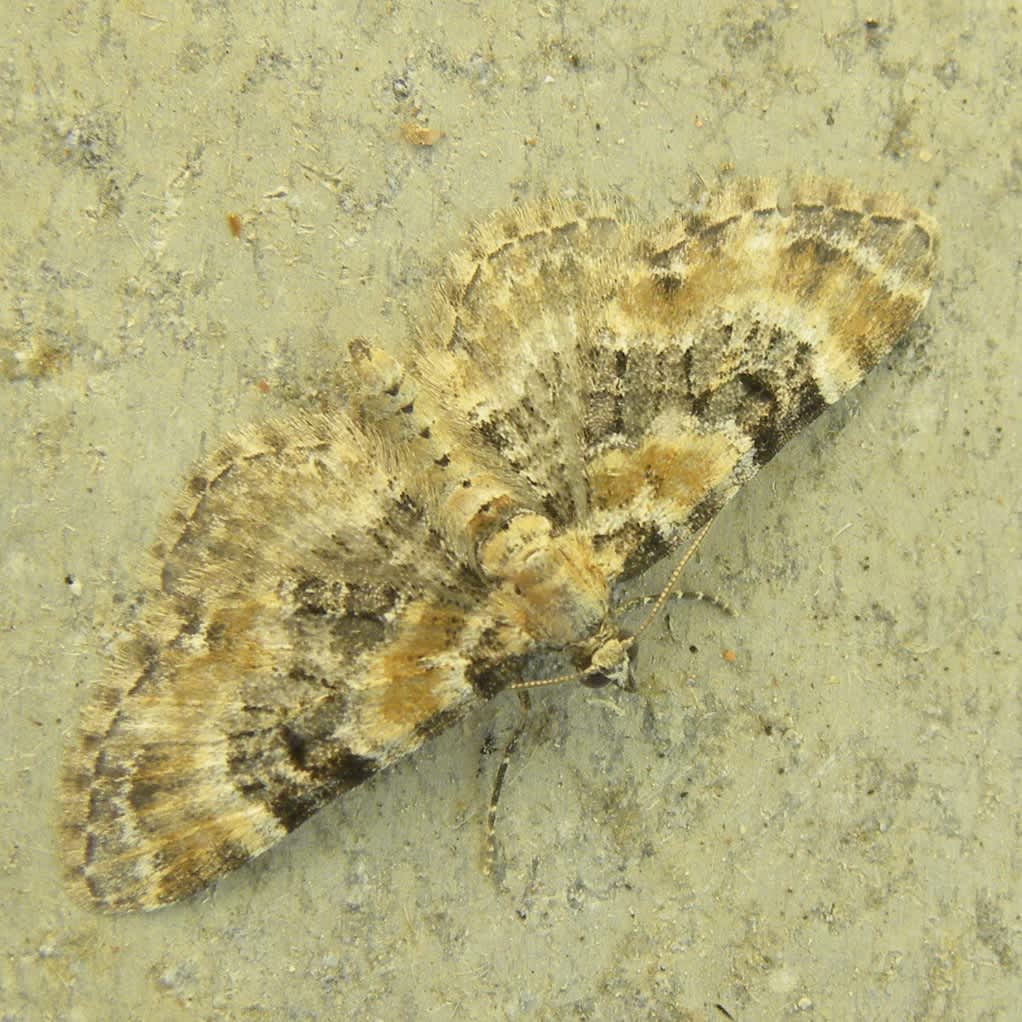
[1,3,1018,1020]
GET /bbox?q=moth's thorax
[482,513,610,647]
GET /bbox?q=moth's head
[578,634,638,691]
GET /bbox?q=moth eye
[580,671,614,689]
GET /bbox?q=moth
[62,178,938,911]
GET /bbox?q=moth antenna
[509,670,584,691]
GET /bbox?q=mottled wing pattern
[417,179,938,584]
[589,177,938,579]
[413,197,630,531]
[62,414,487,911]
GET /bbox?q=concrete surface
[1,2,1018,1019]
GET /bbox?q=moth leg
[668,590,737,617]
[664,590,740,649]
[618,589,737,618]
[484,691,531,881]
[665,590,738,645]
